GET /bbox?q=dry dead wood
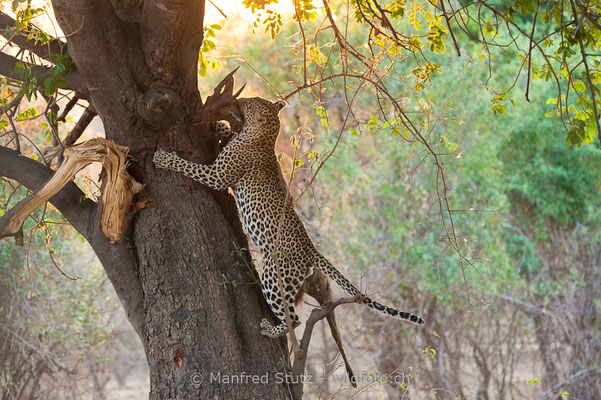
[0,138,143,244]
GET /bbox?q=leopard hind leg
[259,258,305,338]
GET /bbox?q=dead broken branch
[0,138,143,244]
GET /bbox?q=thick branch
[0,146,93,235]
[0,52,87,96]
[64,106,96,146]
[0,11,66,62]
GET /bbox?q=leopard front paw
[153,148,177,169]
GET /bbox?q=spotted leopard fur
[153,97,424,338]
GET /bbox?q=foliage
[501,114,601,228]
[238,0,600,146]
[199,24,223,77]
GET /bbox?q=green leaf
[572,80,586,93]
[16,107,37,121]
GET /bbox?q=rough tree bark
[0,1,291,398]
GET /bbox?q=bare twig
[44,105,97,163]
[537,368,601,399]
[56,94,80,122]
[525,0,541,102]
[208,0,227,18]
[6,110,21,154]
[293,0,308,85]
[440,0,461,56]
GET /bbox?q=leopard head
[237,97,286,140]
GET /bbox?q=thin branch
[574,0,601,31]
[478,2,569,137]
[65,106,96,147]
[0,325,69,371]
[0,11,66,62]
[303,270,357,388]
[208,0,227,18]
[440,0,461,56]
[42,96,63,153]
[569,0,601,139]
[293,0,308,85]
[56,94,80,122]
[525,0,541,102]
[321,0,365,62]
[6,109,21,154]
[537,368,601,399]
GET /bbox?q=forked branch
[304,270,357,388]
[289,295,361,400]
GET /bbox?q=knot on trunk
[136,86,180,127]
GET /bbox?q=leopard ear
[275,100,287,110]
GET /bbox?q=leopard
[153,97,424,338]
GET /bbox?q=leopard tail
[314,254,424,325]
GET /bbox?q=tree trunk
[37,1,292,398]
